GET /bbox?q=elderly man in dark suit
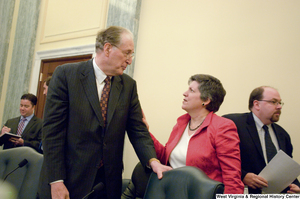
[223,86,300,194]
[1,93,42,151]
[37,26,171,199]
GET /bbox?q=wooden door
[35,54,93,119]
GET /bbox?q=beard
[270,111,281,123]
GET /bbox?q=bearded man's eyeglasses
[258,100,284,107]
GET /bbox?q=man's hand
[1,126,11,135]
[243,173,268,189]
[287,184,300,194]
[150,159,172,179]
[51,181,70,199]
[9,137,24,146]
[13,138,24,146]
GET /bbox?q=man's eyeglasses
[112,44,134,60]
[258,100,284,107]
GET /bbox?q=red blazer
[151,112,244,194]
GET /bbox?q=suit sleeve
[125,81,157,167]
[149,132,166,162]
[215,119,244,194]
[42,65,69,183]
[0,120,10,146]
[0,119,17,147]
[222,114,250,179]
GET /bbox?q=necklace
[189,119,204,131]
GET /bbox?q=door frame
[31,44,95,117]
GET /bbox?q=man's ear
[253,100,260,111]
[103,43,112,57]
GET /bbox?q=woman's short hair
[189,74,226,112]
[95,26,133,52]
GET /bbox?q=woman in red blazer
[150,74,244,194]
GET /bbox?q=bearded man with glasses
[223,86,300,194]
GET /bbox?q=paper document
[259,150,300,193]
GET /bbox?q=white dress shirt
[252,113,279,165]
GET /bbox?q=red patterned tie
[17,118,27,136]
[100,77,111,127]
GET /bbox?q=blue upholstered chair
[0,147,43,199]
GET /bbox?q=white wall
[122,0,300,178]
[27,0,108,94]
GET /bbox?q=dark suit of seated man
[223,86,300,194]
[0,93,42,152]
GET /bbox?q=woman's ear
[203,98,211,106]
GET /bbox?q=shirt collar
[252,112,270,130]
[21,113,34,121]
[93,57,107,83]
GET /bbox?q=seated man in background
[0,93,42,152]
[223,86,300,194]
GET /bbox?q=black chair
[0,147,43,199]
[143,166,224,199]
[122,162,152,199]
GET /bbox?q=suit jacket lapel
[271,123,285,151]
[22,116,36,136]
[11,117,21,134]
[246,113,264,159]
[79,60,104,126]
[106,76,122,127]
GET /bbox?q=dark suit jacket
[1,115,42,151]
[38,59,156,199]
[223,112,300,193]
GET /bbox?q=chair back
[143,166,224,199]
[0,147,43,199]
